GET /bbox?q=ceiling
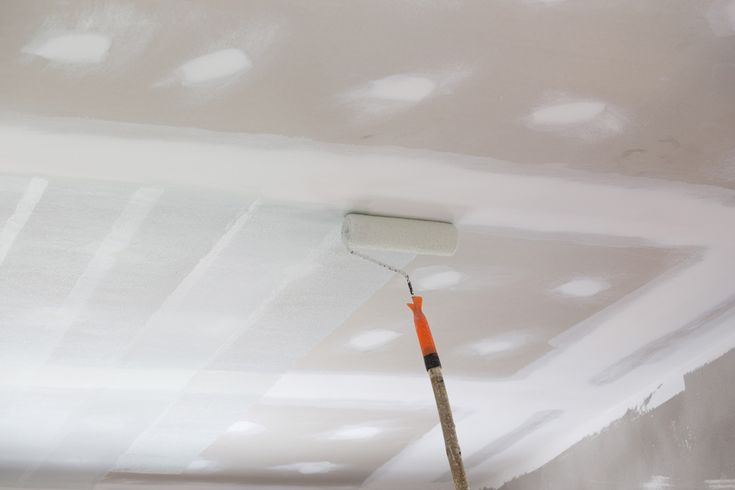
[0,1,734,489]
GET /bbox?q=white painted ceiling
[0,1,734,489]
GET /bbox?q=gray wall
[490,348,735,490]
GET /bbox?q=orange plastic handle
[407,295,438,357]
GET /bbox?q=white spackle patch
[21,3,156,73]
[465,331,534,357]
[176,48,252,87]
[361,75,437,102]
[22,33,111,64]
[706,0,735,37]
[469,338,519,356]
[226,420,266,435]
[526,96,626,140]
[270,461,341,475]
[348,329,402,351]
[343,69,471,117]
[642,475,673,489]
[412,265,465,290]
[531,101,606,126]
[326,425,382,440]
[553,277,610,298]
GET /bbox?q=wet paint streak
[52,187,163,332]
[0,178,47,266]
[145,198,260,316]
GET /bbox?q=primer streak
[0,178,47,266]
[55,187,162,329]
[154,198,260,313]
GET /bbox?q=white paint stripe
[114,222,343,474]
[0,177,47,266]
[204,223,343,366]
[127,230,413,472]
[114,216,407,475]
[207,228,414,371]
[110,197,261,365]
[8,187,162,486]
[55,186,163,329]
[99,199,261,474]
[147,197,259,318]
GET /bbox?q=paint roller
[342,213,469,490]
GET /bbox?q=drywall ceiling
[0,1,734,489]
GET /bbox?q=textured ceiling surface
[0,1,734,489]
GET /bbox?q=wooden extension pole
[407,295,469,490]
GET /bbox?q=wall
[491,348,735,490]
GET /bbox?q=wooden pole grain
[429,366,469,490]
[407,295,469,490]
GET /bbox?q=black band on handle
[423,352,441,370]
